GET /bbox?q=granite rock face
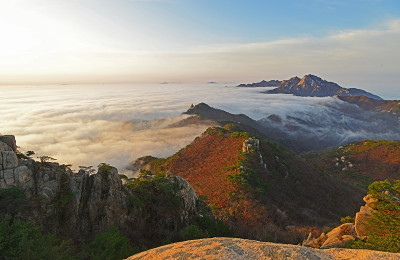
[242,138,260,153]
[1,151,18,170]
[0,135,17,151]
[303,223,357,249]
[355,201,377,239]
[127,237,400,260]
[0,136,203,244]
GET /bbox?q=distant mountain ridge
[183,102,400,153]
[183,103,310,152]
[237,79,281,88]
[338,95,400,117]
[238,74,383,100]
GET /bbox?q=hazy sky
[0,0,399,96]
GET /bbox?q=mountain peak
[185,102,213,115]
[236,79,281,88]
[300,74,324,83]
[286,76,301,83]
[266,74,382,100]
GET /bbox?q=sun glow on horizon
[0,0,399,98]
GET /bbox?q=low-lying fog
[1,84,398,176]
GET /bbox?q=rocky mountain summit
[0,135,204,247]
[267,74,382,100]
[238,74,382,100]
[127,237,400,260]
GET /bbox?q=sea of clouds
[1,84,398,176]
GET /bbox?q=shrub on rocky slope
[305,140,400,190]
[135,125,365,244]
[302,179,400,253]
[0,135,212,257]
[349,180,400,252]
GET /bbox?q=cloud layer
[2,83,399,176]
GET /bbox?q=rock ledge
[126,237,400,260]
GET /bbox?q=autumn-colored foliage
[307,140,400,189]
[145,125,364,244]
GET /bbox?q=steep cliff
[0,135,204,248]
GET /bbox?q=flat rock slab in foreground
[126,237,400,260]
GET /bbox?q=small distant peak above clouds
[237,80,281,88]
[238,74,382,100]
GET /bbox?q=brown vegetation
[307,140,400,189]
[145,126,365,243]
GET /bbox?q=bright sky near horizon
[0,0,399,96]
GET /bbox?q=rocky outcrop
[0,135,17,151]
[0,139,129,240]
[242,138,268,170]
[355,194,378,239]
[1,151,18,171]
[303,223,356,249]
[242,138,259,153]
[303,193,380,249]
[127,237,400,260]
[0,136,204,245]
[175,175,198,216]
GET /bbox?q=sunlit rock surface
[126,237,400,260]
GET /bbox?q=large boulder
[355,205,376,239]
[0,141,13,152]
[1,151,18,170]
[0,135,17,151]
[320,223,356,249]
[302,232,325,248]
[242,138,260,153]
[363,194,378,210]
[354,194,379,239]
[2,169,15,186]
[174,175,198,222]
[303,193,381,249]
[127,237,400,260]
[303,223,357,249]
